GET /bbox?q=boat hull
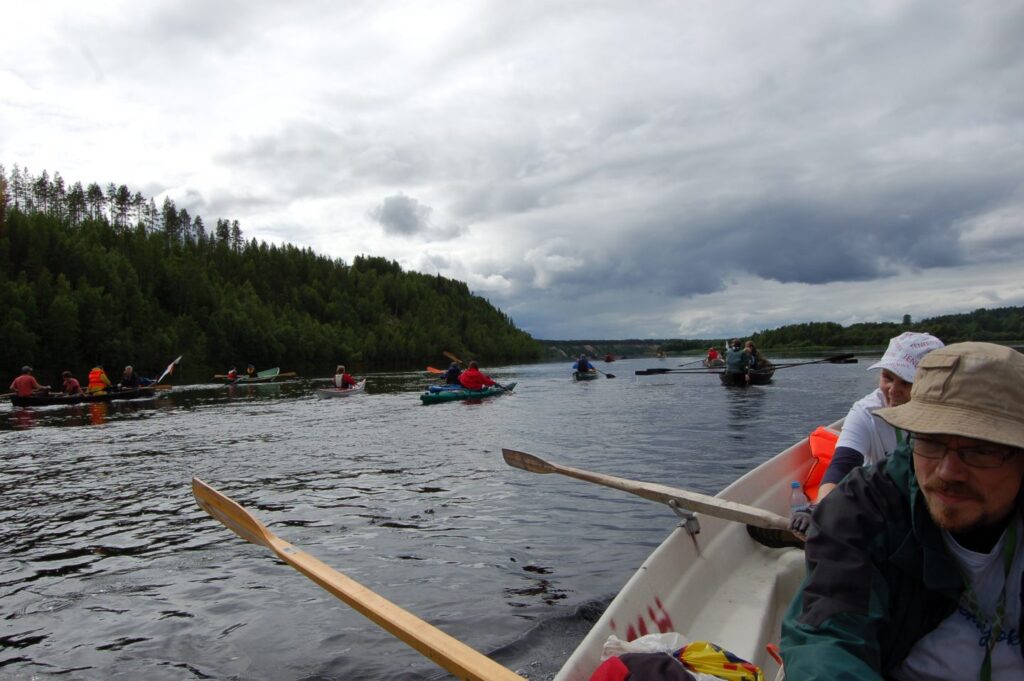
[573,370,599,381]
[419,382,516,404]
[10,387,157,407]
[719,369,774,386]
[553,419,844,681]
[315,380,367,399]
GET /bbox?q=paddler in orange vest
[87,365,113,394]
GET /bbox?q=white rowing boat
[550,419,843,681]
[315,379,367,399]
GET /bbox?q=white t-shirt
[835,388,899,466]
[893,515,1024,680]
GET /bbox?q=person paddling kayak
[458,361,496,391]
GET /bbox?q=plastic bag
[678,641,764,681]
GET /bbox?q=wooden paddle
[191,478,524,681]
[443,351,463,365]
[677,358,705,368]
[0,392,13,399]
[501,449,792,531]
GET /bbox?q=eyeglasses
[912,434,1021,469]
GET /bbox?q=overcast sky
[3,1,1023,340]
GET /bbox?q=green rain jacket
[781,443,977,679]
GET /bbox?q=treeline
[0,165,540,385]
[660,307,1024,354]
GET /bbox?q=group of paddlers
[440,360,497,390]
[703,339,773,378]
[7,364,150,398]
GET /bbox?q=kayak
[315,379,367,399]
[551,419,843,681]
[226,368,298,384]
[419,382,516,405]
[573,370,599,381]
[10,387,158,407]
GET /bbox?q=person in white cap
[782,342,1024,679]
[791,331,944,535]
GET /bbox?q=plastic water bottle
[789,481,809,510]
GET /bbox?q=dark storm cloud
[370,194,432,236]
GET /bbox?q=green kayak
[573,370,599,381]
[419,382,516,405]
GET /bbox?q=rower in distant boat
[9,365,50,397]
[443,362,462,385]
[245,364,256,379]
[87,365,113,394]
[333,365,359,389]
[226,367,238,382]
[724,339,751,383]
[459,361,496,390]
[62,370,82,395]
[119,365,142,390]
[744,341,773,372]
[573,354,594,373]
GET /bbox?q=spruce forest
[0,165,540,385]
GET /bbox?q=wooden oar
[191,478,525,681]
[677,358,704,368]
[443,351,463,365]
[501,449,792,531]
[635,368,722,375]
[0,392,13,399]
[769,353,855,369]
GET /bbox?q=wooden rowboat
[544,419,842,681]
[10,387,157,407]
[719,367,775,386]
[315,379,367,399]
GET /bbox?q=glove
[790,503,816,537]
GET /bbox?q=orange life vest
[802,426,840,502]
[88,368,109,393]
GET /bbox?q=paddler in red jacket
[458,361,497,391]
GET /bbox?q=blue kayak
[420,382,516,404]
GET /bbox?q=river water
[1,356,881,680]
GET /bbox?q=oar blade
[826,353,856,363]
[502,448,556,474]
[443,351,463,364]
[192,478,274,549]
[426,366,444,374]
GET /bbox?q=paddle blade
[635,368,672,375]
[604,373,615,379]
[443,351,463,364]
[192,478,273,549]
[502,449,556,474]
[156,355,182,384]
[426,366,444,374]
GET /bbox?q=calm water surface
[1,357,882,680]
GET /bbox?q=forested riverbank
[0,165,540,385]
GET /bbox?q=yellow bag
[676,641,764,681]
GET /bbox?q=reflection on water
[0,360,881,679]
